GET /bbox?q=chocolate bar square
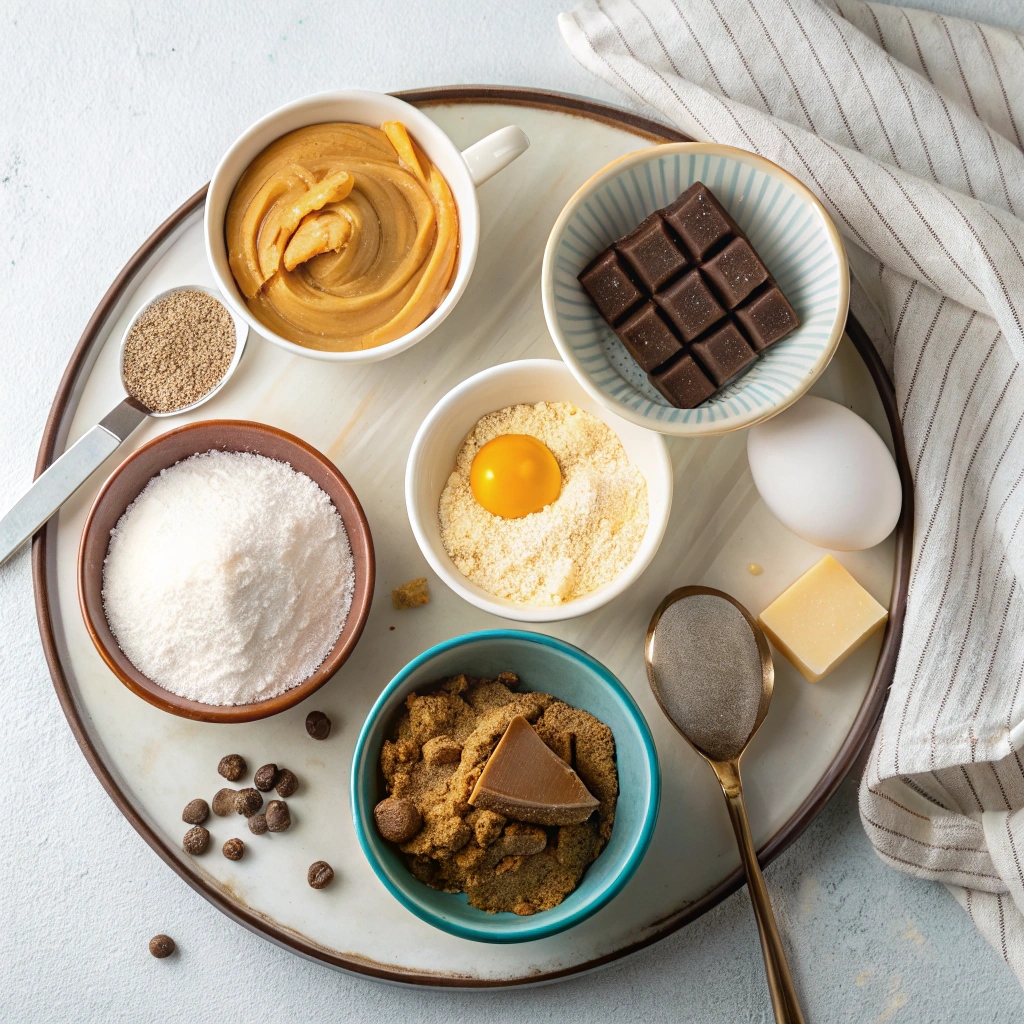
[701,238,769,308]
[649,354,717,409]
[578,250,644,325]
[615,214,689,291]
[735,285,800,351]
[654,269,726,342]
[691,321,758,386]
[663,183,738,260]
[616,302,684,372]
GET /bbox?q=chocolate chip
[253,764,278,792]
[307,861,334,889]
[305,711,331,740]
[182,798,209,825]
[212,788,237,816]
[222,838,244,861]
[218,754,246,781]
[235,788,263,817]
[266,800,291,832]
[275,769,298,798]
[374,797,422,843]
[182,825,209,855]
[148,935,175,958]
[248,813,268,836]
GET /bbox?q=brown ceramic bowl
[78,419,375,723]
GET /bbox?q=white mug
[204,89,529,363]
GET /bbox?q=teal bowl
[542,142,849,436]
[350,630,660,943]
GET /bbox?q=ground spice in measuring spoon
[121,289,236,413]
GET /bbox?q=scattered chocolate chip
[212,788,237,816]
[182,825,210,855]
[253,764,278,792]
[373,797,422,843]
[305,711,331,740]
[307,861,334,889]
[266,800,291,832]
[222,838,244,861]
[275,769,298,798]
[182,798,209,825]
[218,754,246,781]
[235,787,263,818]
[149,934,175,958]
[248,813,268,836]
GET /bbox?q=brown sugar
[378,672,618,915]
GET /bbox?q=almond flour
[438,402,648,605]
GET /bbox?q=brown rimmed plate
[78,419,375,723]
[32,87,911,987]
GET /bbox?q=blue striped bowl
[542,143,849,436]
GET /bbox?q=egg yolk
[470,434,562,519]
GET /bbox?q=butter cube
[757,555,887,683]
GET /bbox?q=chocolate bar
[577,181,800,408]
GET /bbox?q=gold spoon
[646,585,805,1024]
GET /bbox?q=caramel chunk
[374,797,422,843]
[392,577,430,610]
[469,716,599,826]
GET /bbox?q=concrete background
[1,1,1022,1020]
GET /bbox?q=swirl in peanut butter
[225,121,459,352]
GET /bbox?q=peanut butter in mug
[225,121,459,352]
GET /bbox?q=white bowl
[205,90,528,363]
[542,143,849,436]
[405,359,672,622]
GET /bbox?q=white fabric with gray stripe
[560,0,1024,981]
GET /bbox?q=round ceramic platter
[33,88,910,987]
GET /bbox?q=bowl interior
[351,631,660,942]
[78,420,375,722]
[546,145,847,432]
[205,90,480,362]
[406,359,672,622]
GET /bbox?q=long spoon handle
[0,399,147,567]
[717,764,805,1024]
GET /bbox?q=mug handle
[460,126,530,187]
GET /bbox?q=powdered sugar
[102,449,354,705]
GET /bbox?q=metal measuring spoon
[0,285,247,567]
[646,585,805,1024]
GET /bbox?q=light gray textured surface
[1,1,1022,1020]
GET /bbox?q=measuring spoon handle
[0,399,148,567]
[717,763,806,1024]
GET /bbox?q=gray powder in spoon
[649,594,764,762]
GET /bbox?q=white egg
[746,396,902,551]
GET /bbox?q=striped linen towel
[560,0,1024,980]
